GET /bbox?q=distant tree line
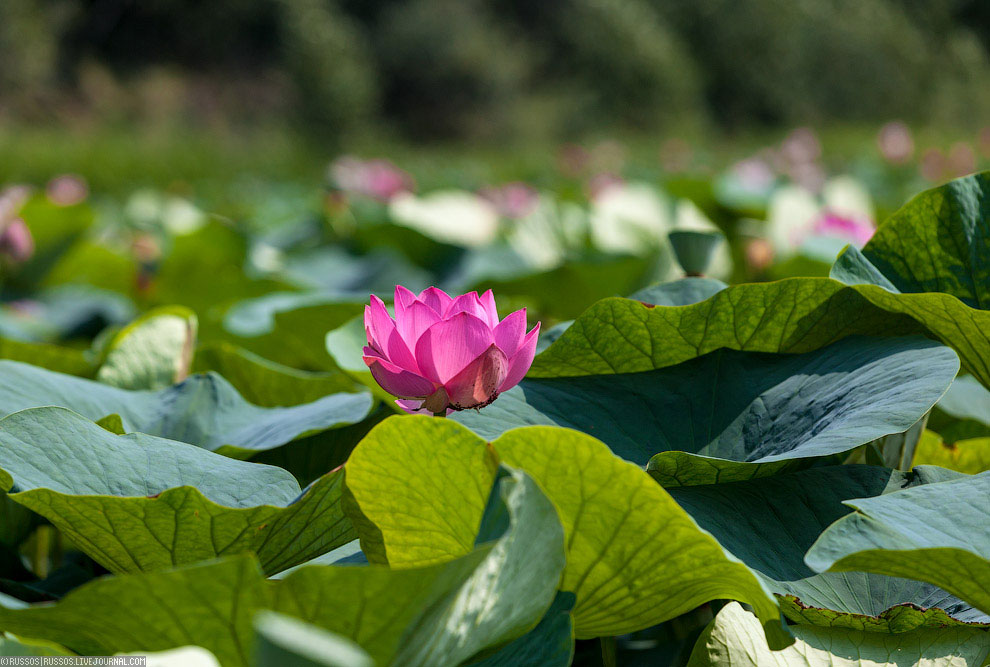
[1,0,989,139]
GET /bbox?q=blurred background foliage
[2,0,989,145]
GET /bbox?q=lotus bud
[362,286,540,416]
[0,219,34,264]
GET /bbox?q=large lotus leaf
[667,465,988,631]
[0,556,271,665]
[495,427,787,643]
[530,277,727,354]
[193,342,359,407]
[833,172,990,309]
[455,336,957,479]
[688,601,990,667]
[344,416,786,645]
[0,359,373,456]
[253,612,374,667]
[343,416,500,567]
[283,467,564,666]
[464,591,576,667]
[96,306,198,390]
[0,466,563,666]
[914,430,990,474]
[527,277,990,388]
[806,468,990,615]
[0,407,355,574]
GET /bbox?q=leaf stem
[601,636,617,667]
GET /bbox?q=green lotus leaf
[832,171,990,309]
[806,468,990,615]
[96,306,198,391]
[667,465,988,631]
[0,556,270,665]
[528,277,990,389]
[0,407,355,574]
[914,430,990,474]
[0,359,373,456]
[687,602,990,667]
[344,416,787,645]
[464,592,576,667]
[0,464,563,666]
[253,612,374,667]
[455,336,956,479]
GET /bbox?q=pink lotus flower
[0,219,34,263]
[329,157,414,202]
[812,210,875,247]
[478,182,539,219]
[363,286,540,415]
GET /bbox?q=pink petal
[499,323,540,392]
[414,312,495,384]
[364,295,396,352]
[493,308,527,357]
[393,285,418,320]
[445,344,508,409]
[479,289,499,327]
[363,355,436,398]
[417,286,453,314]
[444,292,492,324]
[396,300,441,350]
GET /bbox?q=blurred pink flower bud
[876,122,914,164]
[920,148,947,182]
[0,185,31,227]
[363,286,540,415]
[781,127,822,166]
[731,157,776,192]
[329,157,414,202]
[947,143,977,178]
[557,143,591,178]
[0,219,34,263]
[46,174,89,207]
[813,211,875,247]
[586,173,624,201]
[478,182,539,219]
